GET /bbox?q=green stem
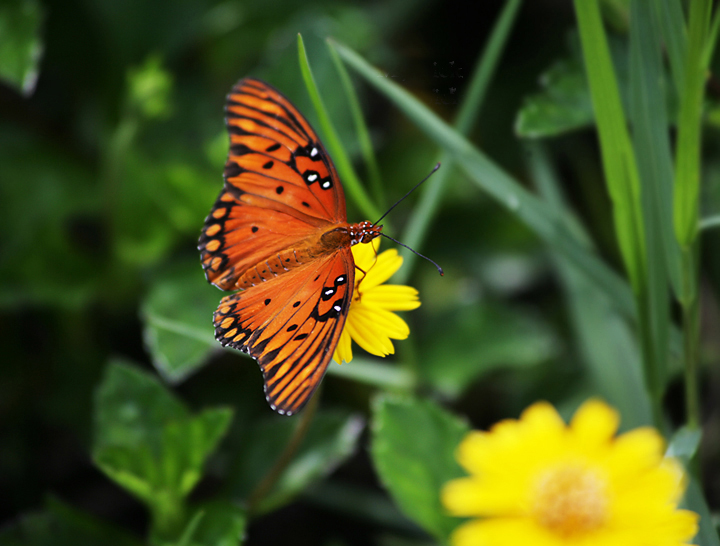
[636,292,665,429]
[150,493,186,542]
[681,247,701,430]
[247,391,320,514]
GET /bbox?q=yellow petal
[361,285,421,311]
[351,237,381,270]
[451,517,561,546]
[605,427,665,483]
[442,398,699,546]
[611,459,687,518]
[353,303,409,339]
[333,327,353,364]
[443,475,528,517]
[517,402,567,446]
[358,249,403,290]
[345,309,395,356]
[570,399,619,453]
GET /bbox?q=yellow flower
[442,399,699,546]
[333,238,420,364]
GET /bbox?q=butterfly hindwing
[213,249,355,415]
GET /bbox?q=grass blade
[628,0,675,403]
[652,0,687,95]
[574,0,646,290]
[333,40,637,322]
[394,0,524,281]
[297,34,381,220]
[673,0,712,251]
[327,39,385,208]
[528,141,651,428]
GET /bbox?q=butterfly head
[349,221,383,246]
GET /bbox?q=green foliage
[93,360,233,539]
[371,396,469,544]
[127,55,174,120]
[176,502,247,546]
[0,496,142,546]
[527,142,652,429]
[141,261,219,383]
[515,59,594,138]
[228,411,364,514]
[0,0,42,96]
[418,302,558,398]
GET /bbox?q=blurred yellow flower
[333,239,420,364]
[442,399,698,546]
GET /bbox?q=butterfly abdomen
[234,229,345,289]
[235,247,310,288]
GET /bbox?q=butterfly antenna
[373,163,441,226]
[380,233,444,276]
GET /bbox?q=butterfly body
[233,221,382,290]
[199,78,382,415]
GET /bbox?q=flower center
[531,463,609,537]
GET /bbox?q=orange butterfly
[199,78,382,416]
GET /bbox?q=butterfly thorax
[321,221,383,248]
[235,221,382,289]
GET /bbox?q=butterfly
[198,78,383,416]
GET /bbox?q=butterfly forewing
[213,250,355,415]
[199,78,349,290]
[225,79,346,222]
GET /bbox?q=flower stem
[247,390,320,514]
[681,247,701,430]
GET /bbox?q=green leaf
[683,478,720,546]
[174,510,206,546]
[528,141,652,428]
[142,261,220,384]
[326,357,416,391]
[371,396,469,544]
[666,426,702,465]
[0,496,142,546]
[515,59,594,138]
[183,501,247,546]
[229,411,364,514]
[418,303,558,398]
[93,360,233,536]
[0,0,43,96]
